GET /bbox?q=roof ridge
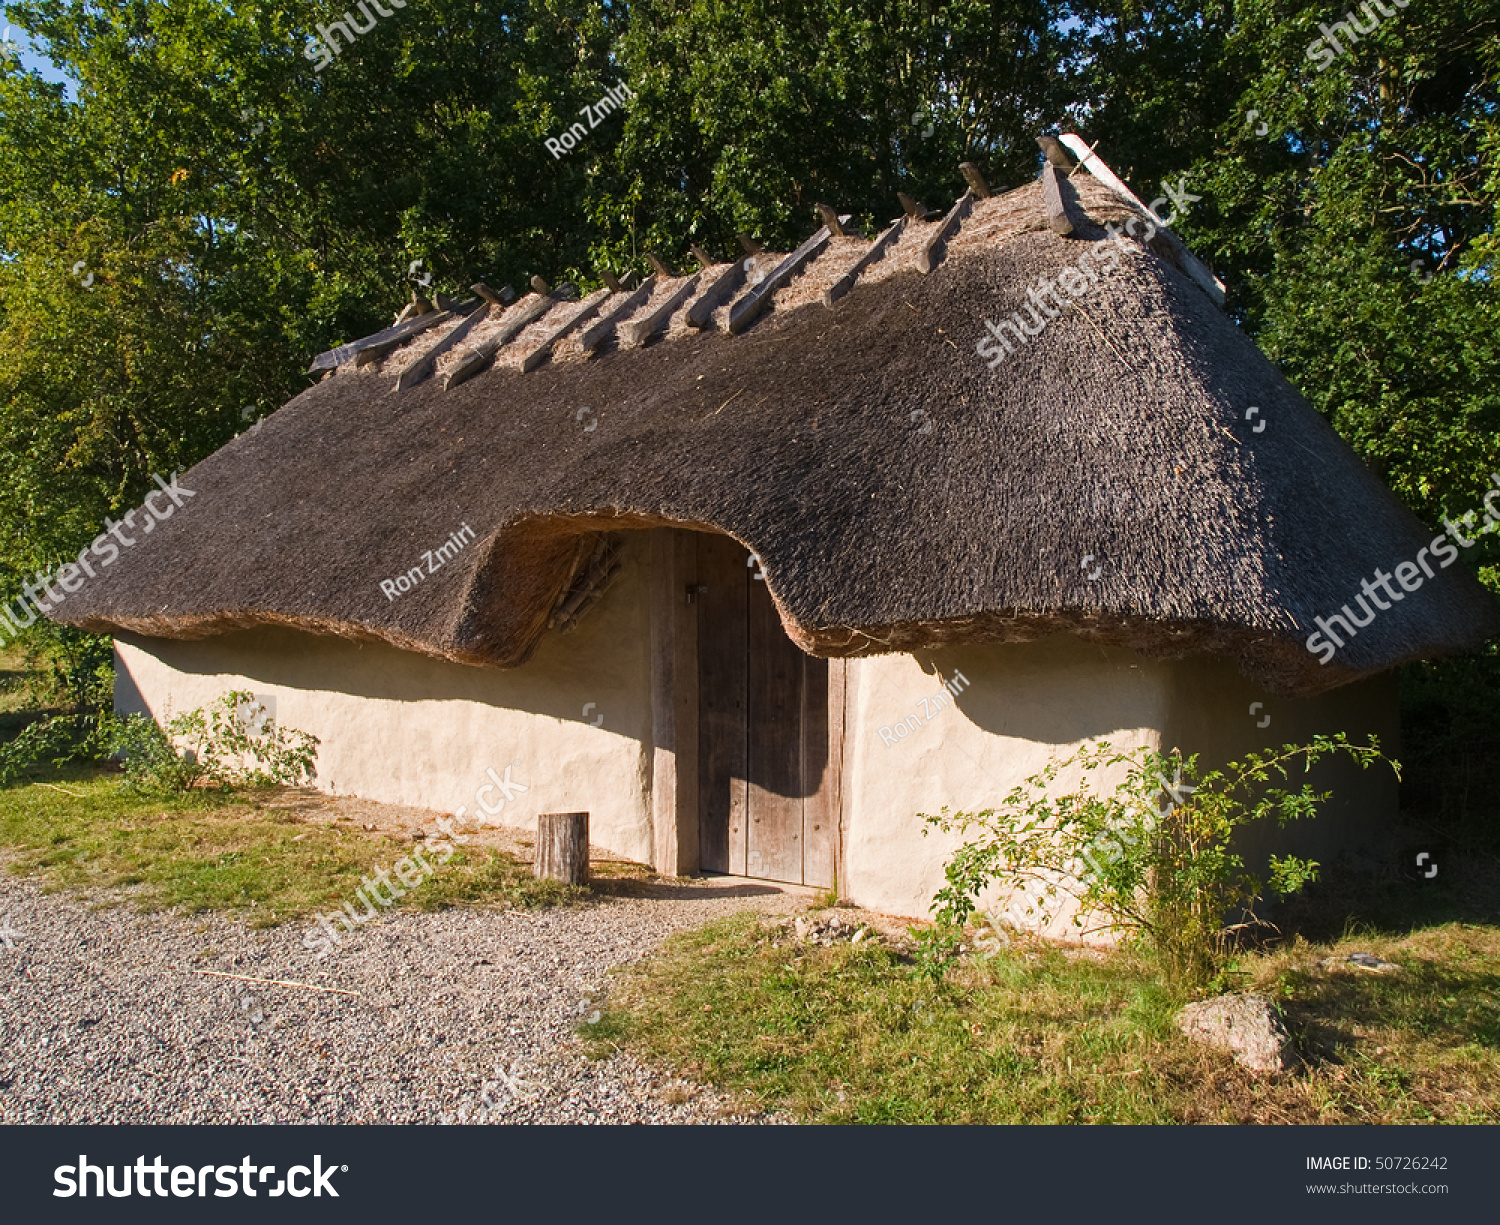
[311,137,1225,396]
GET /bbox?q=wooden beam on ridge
[578,277,656,353]
[727,217,847,335]
[824,216,907,307]
[1058,132,1227,307]
[917,191,973,274]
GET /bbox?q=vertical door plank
[650,529,701,876]
[671,530,701,875]
[696,534,748,874]
[747,564,804,883]
[801,655,839,889]
[649,529,680,876]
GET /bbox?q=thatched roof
[47,151,1499,697]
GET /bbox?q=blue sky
[4,24,70,89]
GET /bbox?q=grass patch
[584,914,1500,1124]
[405,844,586,912]
[0,765,583,925]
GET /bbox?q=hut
[47,139,1500,921]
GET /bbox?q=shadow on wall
[1165,659,1403,877]
[112,529,652,740]
[114,615,652,743]
[906,634,1174,746]
[113,538,646,743]
[896,636,1401,873]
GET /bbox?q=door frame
[648,526,846,884]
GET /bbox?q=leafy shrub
[0,713,94,785]
[921,734,1393,991]
[104,691,319,794]
[0,690,318,795]
[38,629,116,711]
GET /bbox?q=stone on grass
[1175,993,1297,1075]
[1317,951,1402,975]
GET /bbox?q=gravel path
[0,865,799,1124]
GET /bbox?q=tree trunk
[535,812,589,885]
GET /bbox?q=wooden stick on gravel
[191,969,362,997]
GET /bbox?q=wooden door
[697,534,838,886]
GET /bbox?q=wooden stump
[535,812,589,885]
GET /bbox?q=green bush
[0,713,95,786]
[920,734,1393,991]
[0,690,318,795]
[104,692,319,794]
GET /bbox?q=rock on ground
[1175,993,1298,1075]
[1316,951,1403,975]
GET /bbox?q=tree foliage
[0,0,1495,757]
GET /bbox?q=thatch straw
[49,172,1499,695]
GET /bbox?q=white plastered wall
[839,636,1171,924]
[113,535,657,864]
[837,635,1401,926]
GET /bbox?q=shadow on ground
[1272,824,1500,943]
[589,877,785,901]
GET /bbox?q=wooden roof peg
[689,244,715,270]
[313,296,481,370]
[445,285,574,389]
[1038,135,1075,170]
[917,191,975,274]
[600,270,624,293]
[646,252,675,278]
[824,216,907,307]
[621,273,702,347]
[530,275,551,295]
[736,233,764,256]
[1041,162,1075,236]
[728,221,839,334]
[578,276,655,352]
[521,287,613,373]
[897,192,931,220]
[684,259,748,328]
[815,204,847,237]
[471,281,515,306]
[958,162,992,199]
[395,303,493,391]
